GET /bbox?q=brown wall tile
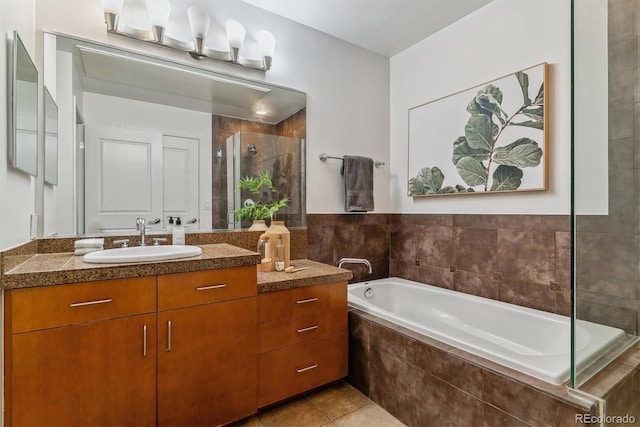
[482,403,529,427]
[483,371,589,426]
[348,310,372,396]
[497,229,556,285]
[454,227,498,276]
[453,270,498,300]
[415,371,484,427]
[498,279,557,313]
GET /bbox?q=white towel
[74,238,105,249]
[74,247,103,255]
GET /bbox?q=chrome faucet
[136,217,147,246]
[338,258,373,274]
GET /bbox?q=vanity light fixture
[99,1,276,71]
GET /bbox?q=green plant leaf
[465,114,494,151]
[466,99,493,117]
[515,71,531,106]
[492,138,543,168]
[452,136,490,165]
[456,157,488,186]
[490,165,523,191]
[437,186,457,194]
[476,85,506,124]
[522,106,543,122]
[409,166,445,195]
[533,83,544,105]
[510,120,543,130]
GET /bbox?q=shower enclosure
[572,0,640,418]
[213,131,305,230]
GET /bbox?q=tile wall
[307,213,570,316]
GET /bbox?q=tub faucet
[338,258,373,274]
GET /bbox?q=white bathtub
[348,278,626,385]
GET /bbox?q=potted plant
[234,171,288,230]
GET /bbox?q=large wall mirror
[8,31,38,177]
[43,32,306,237]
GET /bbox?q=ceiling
[240,0,493,57]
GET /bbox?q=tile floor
[233,381,406,427]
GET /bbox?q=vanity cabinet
[257,281,348,408]
[5,277,157,427]
[157,267,257,427]
[5,266,258,427]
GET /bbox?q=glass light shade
[100,0,124,14]
[146,0,171,27]
[226,20,246,49]
[256,30,276,57]
[187,7,210,38]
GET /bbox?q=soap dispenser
[166,216,174,233]
[172,217,185,245]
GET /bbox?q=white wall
[34,0,391,218]
[0,0,37,250]
[390,0,571,214]
[81,92,213,231]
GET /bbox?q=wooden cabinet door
[158,297,257,427]
[9,314,157,427]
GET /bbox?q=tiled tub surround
[307,214,570,315]
[348,309,601,427]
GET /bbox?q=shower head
[248,144,258,155]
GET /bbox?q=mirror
[44,32,306,236]
[8,31,38,177]
[44,87,58,185]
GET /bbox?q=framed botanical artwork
[407,62,548,196]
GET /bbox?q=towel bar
[319,153,385,168]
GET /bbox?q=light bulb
[187,7,210,39]
[146,0,171,27]
[256,30,276,58]
[226,20,246,49]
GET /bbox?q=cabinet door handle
[296,297,318,304]
[195,284,226,291]
[143,324,147,358]
[296,363,318,373]
[296,325,319,333]
[69,298,113,307]
[167,320,172,352]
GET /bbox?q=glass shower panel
[572,0,639,390]
[222,131,306,230]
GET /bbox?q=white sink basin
[83,245,203,264]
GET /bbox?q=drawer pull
[296,297,318,304]
[296,363,318,373]
[69,298,113,307]
[296,325,319,333]
[143,324,147,358]
[167,320,172,352]
[195,284,226,291]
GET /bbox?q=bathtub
[348,277,625,385]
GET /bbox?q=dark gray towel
[341,155,374,212]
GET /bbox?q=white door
[162,135,200,231]
[85,126,163,233]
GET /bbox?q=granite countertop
[257,259,352,293]
[1,244,352,292]
[2,244,260,289]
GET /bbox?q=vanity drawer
[258,332,348,408]
[258,307,347,354]
[158,266,256,310]
[258,281,347,323]
[9,277,156,333]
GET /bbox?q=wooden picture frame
[407,63,548,197]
